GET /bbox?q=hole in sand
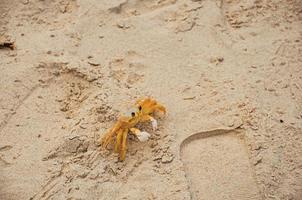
[180,129,261,200]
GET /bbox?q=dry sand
[0,0,302,199]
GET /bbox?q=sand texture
[0,0,302,199]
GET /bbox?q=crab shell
[136,97,166,116]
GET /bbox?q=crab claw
[137,131,151,142]
[150,117,158,131]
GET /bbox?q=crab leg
[114,129,123,153]
[100,130,115,148]
[155,104,166,114]
[119,129,129,161]
[100,121,122,148]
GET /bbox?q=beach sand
[0,0,301,199]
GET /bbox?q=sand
[0,0,301,199]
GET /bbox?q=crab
[100,98,166,161]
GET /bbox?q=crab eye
[131,112,135,117]
[138,106,142,111]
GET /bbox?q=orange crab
[100,98,166,161]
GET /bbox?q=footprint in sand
[180,129,261,200]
